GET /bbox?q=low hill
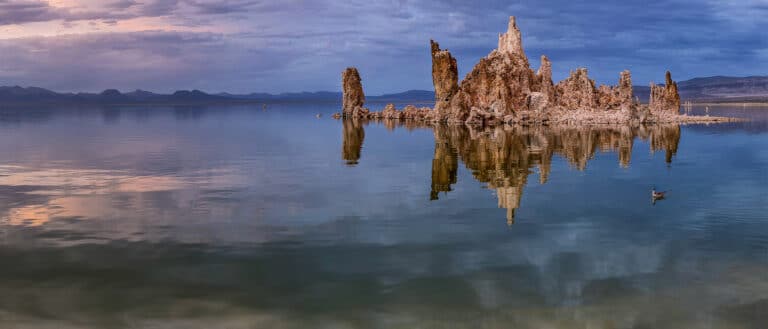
[1,76,766,105]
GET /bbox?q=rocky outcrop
[535,55,555,105]
[342,67,366,117]
[554,68,597,110]
[616,70,634,112]
[497,16,528,66]
[649,71,681,114]
[446,16,537,123]
[431,40,459,116]
[337,17,733,126]
[596,70,633,112]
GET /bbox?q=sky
[0,0,766,94]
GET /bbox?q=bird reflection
[341,120,681,224]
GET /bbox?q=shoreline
[335,109,744,127]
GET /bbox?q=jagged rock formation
[337,16,733,126]
[616,70,634,112]
[341,67,366,117]
[431,40,459,115]
[497,16,529,66]
[447,16,537,123]
[555,68,598,110]
[649,71,681,114]
[535,55,555,105]
[596,70,633,112]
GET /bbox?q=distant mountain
[679,76,768,101]
[0,87,231,105]
[1,76,766,105]
[216,90,436,102]
[218,91,342,101]
[368,90,435,102]
[633,76,768,103]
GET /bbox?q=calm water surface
[0,103,766,328]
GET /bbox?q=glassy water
[0,103,766,328]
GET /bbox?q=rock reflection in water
[342,121,681,224]
[342,118,365,165]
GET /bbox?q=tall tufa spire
[497,16,526,60]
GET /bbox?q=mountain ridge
[1,76,766,105]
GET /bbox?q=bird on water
[651,186,668,205]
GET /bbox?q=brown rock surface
[342,67,366,117]
[526,92,549,112]
[616,70,633,112]
[536,55,555,104]
[649,71,681,114]
[431,40,459,116]
[554,68,597,110]
[497,16,528,66]
[447,16,536,123]
[596,70,634,112]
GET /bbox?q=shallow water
[0,103,766,328]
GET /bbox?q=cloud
[106,0,140,10]
[0,31,294,92]
[0,0,766,93]
[0,0,61,25]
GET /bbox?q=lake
[0,103,766,328]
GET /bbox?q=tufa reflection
[341,120,681,224]
[342,118,366,165]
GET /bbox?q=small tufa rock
[341,67,365,117]
[649,71,681,114]
[536,55,555,104]
[431,40,459,117]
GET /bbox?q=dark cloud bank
[0,0,766,94]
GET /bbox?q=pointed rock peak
[620,70,632,83]
[539,55,551,68]
[508,16,519,33]
[537,55,552,78]
[341,67,365,116]
[430,38,459,113]
[497,16,525,59]
[430,39,447,56]
[665,71,673,85]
